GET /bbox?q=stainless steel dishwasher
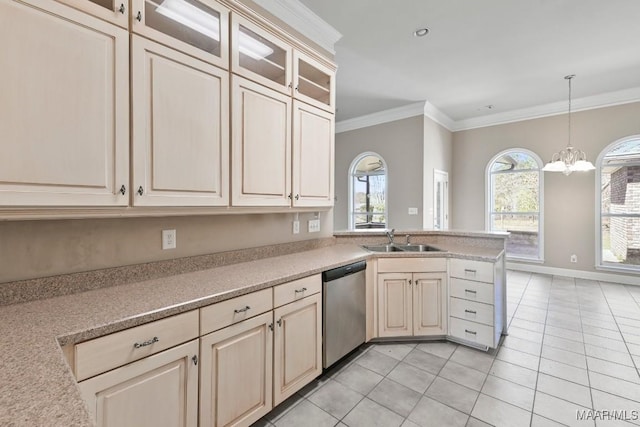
[322,260,367,368]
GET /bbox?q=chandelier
[542,75,595,175]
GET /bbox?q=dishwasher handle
[322,261,366,282]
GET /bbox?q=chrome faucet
[386,228,395,244]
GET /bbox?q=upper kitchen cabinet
[56,0,129,27]
[231,76,292,207]
[293,51,335,112]
[131,0,229,69]
[131,36,229,206]
[292,101,334,207]
[230,13,292,96]
[0,0,129,207]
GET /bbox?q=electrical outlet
[570,254,577,263]
[162,229,176,250]
[308,219,320,233]
[408,207,418,215]
[293,220,300,234]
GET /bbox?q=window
[487,149,544,260]
[597,135,640,272]
[349,152,387,229]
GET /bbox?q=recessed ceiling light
[414,28,429,37]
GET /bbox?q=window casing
[487,149,544,261]
[596,135,640,272]
[349,152,387,229]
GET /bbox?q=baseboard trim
[506,262,640,286]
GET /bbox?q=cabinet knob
[277,318,282,327]
[288,193,292,200]
[295,194,299,200]
[234,305,250,314]
[294,287,307,294]
[135,11,142,22]
[192,355,198,365]
[137,186,144,196]
[268,323,274,331]
[118,3,125,14]
[119,184,126,195]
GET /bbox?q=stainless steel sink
[363,244,404,252]
[364,244,446,253]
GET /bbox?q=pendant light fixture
[542,75,596,175]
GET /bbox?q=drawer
[450,278,494,305]
[449,317,496,348]
[75,310,199,381]
[274,274,321,308]
[450,259,493,283]
[450,297,494,326]
[200,288,272,335]
[377,257,446,273]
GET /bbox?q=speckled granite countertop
[0,241,504,426]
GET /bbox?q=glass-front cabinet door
[131,0,229,69]
[293,50,335,112]
[231,13,292,95]
[57,0,129,27]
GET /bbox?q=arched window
[597,135,640,272]
[349,152,387,229]
[487,149,544,261]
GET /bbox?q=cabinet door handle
[192,355,198,365]
[137,186,144,196]
[135,11,142,22]
[408,279,412,285]
[268,323,274,331]
[119,184,126,195]
[464,329,477,335]
[277,318,282,327]
[133,336,159,349]
[294,287,307,294]
[464,269,477,277]
[295,194,299,200]
[234,305,250,314]
[288,82,293,89]
[464,309,477,315]
[118,3,125,14]
[464,289,477,294]
[288,193,292,200]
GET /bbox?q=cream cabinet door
[273,293,322,405]
[131,36,229,206]
[78,340,198,427]
[231,76,292,207]
[200,311,273,427]
[0,0,129,206]
[292,50,335,112]
[413,273,447,336]
[292,101,334,207]
[377,273,412,337]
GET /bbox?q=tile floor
[253,271,640,427]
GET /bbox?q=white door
[78,340,199,427]
[0,0,129,206]
[433,170,449,230]
[131,36,229,206]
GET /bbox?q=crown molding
[336,87,640,134]
[335,102,426,134]
[251,0,342,54]
[452,86,640,131]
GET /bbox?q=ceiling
[295,0,640,128]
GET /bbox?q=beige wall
[0,212,332,283]
[423,116,453,228]
[452,101,640,273]
[334,116,424,230]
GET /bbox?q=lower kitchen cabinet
[200,311,274,427]
[78,339,199,427]
[273,292,322,405]
[377,271,447,337]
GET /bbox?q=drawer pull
[464,269,477,276]
[464,309,477,315]
[464,289,477,294]
[294,287,307,294]
[133,336,158,349]
[464,329,477,335]
[234,305,251,314]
